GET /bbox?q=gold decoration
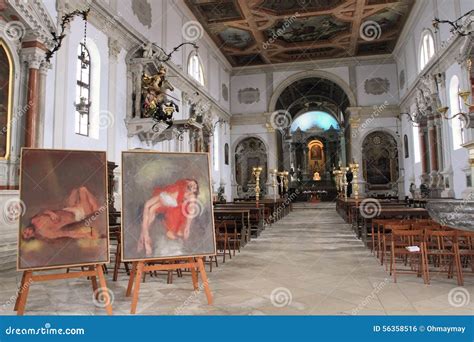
[252,166,263,202]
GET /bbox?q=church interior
[0,0,473,316]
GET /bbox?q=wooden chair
[373,219,405,258]
[381,223,411,267]
[389,229,428,283]
[456,230,474,279]
[424,230,462,285]
[215,221,232,263]
[220,219,240,255]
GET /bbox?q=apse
[290,111,340,133]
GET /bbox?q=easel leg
[95,265,113,315]
[14,272,27,311]
[189,258,199,290]
[89,265,98,299]
[196,258,213,305]
[16,271,33,316]
[130,262,144,314]
[126,261,138,297]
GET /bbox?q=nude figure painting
[121,151,216,261]
[18,149,109,270]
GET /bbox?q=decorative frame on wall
[0,39,14,160]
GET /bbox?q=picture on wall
[18,149,109,270]
[121,151,216,261]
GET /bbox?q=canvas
[121,151,216,261]
[18,149,109,270]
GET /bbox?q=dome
[290,111,340,133]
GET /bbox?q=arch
[269,70,357,112]
[361,130,400,194]
[233,136,268,198]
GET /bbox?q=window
[188,52,204,86]
[75,43,91,136]
[413,125,420,164]
[449,75,464,149]
[419,30,435,71]
[224,143,229,165]
[404,134,409,158]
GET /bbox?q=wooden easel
[126,257,212,314]
[14,264,113,316]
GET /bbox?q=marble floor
[0,205,473,315]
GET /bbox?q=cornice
[6,0,55,45]
[231,54,395,76]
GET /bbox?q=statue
[142,42,155,59]
[141,65,175,119]
[313,171,321,181]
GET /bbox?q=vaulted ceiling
[185,0,414,67]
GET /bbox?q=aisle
[0,206,472,315]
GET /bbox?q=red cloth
[152,180,188,233]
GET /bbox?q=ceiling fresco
[184,0,414,66]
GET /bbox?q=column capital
[21,47,45,69]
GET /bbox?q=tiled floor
[0,205,472,315]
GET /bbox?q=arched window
[419,30,435,71]
[188,52,204,86]
[75,43,91,136]
[449,75,464,149]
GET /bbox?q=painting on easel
[121,151,216,261]
[18,149,109,270]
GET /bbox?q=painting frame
[17,148,110,271]
[120,150,217,263]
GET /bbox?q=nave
[1,205,472,316]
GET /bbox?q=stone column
[21,47,44,147]
[428,120,438,171]
[107,39,121,162]
[37,61,52,147]
[419,127,428,174]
